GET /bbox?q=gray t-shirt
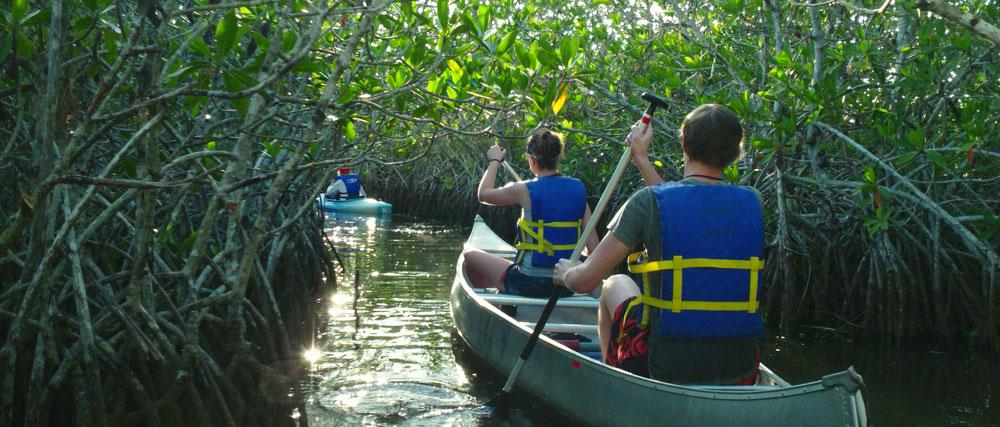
[607,178,762,384]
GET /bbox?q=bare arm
[554,232,631,294]
[477,145,528,206]
[628,120,664,186]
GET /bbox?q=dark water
[299,214,999,426]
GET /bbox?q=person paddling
[464,129,598,298]
[555,104,765,385]
[326,167,367,200]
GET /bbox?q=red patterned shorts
[606,296,650,377]
[607,296,761,385]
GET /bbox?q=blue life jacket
[625,182,765,340]
[335,174,362,200]
[515,175,586,268]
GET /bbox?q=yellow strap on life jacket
[620,253,764,334]
[514,218,581,256]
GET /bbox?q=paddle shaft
[500,160,523,182]
[501,108,656,394]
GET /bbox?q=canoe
[450,215,868,426]
[319,196,392,216]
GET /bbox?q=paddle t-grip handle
[640,92,669,125]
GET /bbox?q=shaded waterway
[300,214,998,426]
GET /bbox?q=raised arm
[477,145,527,206]
[628,120,664,186]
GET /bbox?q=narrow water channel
[300,214,998,426]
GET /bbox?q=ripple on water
[308,380,491,426]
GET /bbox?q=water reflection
[302,214,999,426]
[304,215,496,426]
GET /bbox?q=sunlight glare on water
[301,214,510,426]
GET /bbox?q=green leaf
[906,128,923,149]
[536,45,561,70]
[896,152,919,166]
[496,30,517,56]
[400,0,413,20]
[163,63,199,85]
[460,11,479,36]
[263,140,280,157]
[447,59,463,84]
[215,10,238,62]
[292,59,326,74]
[344,120,356,140]
[191,36,212,57]
[863,165,875,183]
[560,36,578,67]
[436,0,449,30]
[926,150,948,168]
[773,50,792,67]
[514,42,535,69]
[477,5,490,32]
[447,59,462,75]
[721,0,743,12]
[12,0,28,23]
[724,163,740,181]
[281,32,297,53]
[223,70,252,116]
[405,39,427,65]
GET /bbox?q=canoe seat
[478,293,599,309]
[520,321,597,335]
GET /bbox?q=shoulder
[615,187,657,222]
[627,186,656,208]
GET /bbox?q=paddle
[495,92,669,399]
[500,159,523,182]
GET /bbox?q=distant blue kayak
[320,197,392,216]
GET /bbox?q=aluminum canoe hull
[450,215,867,426]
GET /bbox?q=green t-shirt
[607,178,763,384]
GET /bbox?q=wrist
[488,158,503,164]
[562,267,577,293]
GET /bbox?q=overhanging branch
[918,0,1000,45]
